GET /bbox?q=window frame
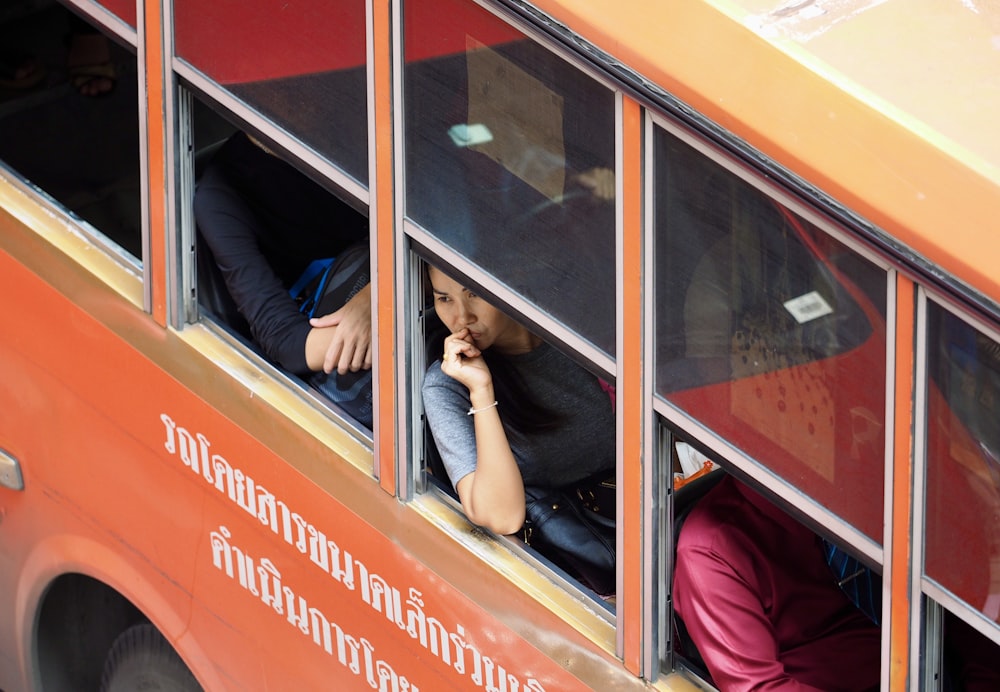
[914,289,1000,652]
[649,113,895,559]
[396,0,630,642]
[647,111,900,683]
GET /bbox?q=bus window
[653,128,888,542]
[404,0,617,356]
[174,0,369,186]
[0,2,140,257]
[667,438,881,689]
[925,303,1000,629]
[418,259,617,599]
[192,104,374,430]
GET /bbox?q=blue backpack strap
[288,258,334,299]
[289,258,335,317]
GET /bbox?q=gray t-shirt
[421,343,615,489]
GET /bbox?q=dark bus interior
[0,0,140,255]
[0,0,232,261]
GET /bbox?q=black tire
[99,624,202,692]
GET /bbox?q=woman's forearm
[456,387,526,534]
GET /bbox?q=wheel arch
[35,573,145,692]
[17,534,218,691]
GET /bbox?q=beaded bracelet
[467,401,498,416]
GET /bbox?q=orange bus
[0,0,998,689]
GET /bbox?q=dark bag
[290,242,374,428]
[522,477,616,596]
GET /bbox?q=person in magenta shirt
[673,473,880,691]
[674,473,1000,690]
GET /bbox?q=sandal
[67,33,117,97]
[0,50,46,90]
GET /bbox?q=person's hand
[575,167,615,201]
[309,283,372,374]
[440,328,492,393]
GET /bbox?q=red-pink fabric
[598,378,616,412]
[673,475,880,691]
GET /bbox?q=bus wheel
[99,623,201,692]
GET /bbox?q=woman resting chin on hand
[420,265,615,538]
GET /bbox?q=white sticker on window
[784,291,833,324]
[447,123,494,147]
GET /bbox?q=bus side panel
[0,245,593,690]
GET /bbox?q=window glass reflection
[96,0,136,27]
[404,0,616,355]
[926,304,1000,627]
[174,0,368,185]
[654,129,888,541]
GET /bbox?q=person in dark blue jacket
[195,131,371,378]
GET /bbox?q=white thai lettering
[256,485,277,532]
[405,589,427,647]
[376,659,399,692]
[257,558,282,614]
[467,638,484,686]
[343,633,362,675]
[209,526,234,577]
[308,524,329,572]
[427,616,450,666]
[449,625,467,675]
[329,541,356,589]
[176,426,199,473]
[173,416,544,692]
[284,585,309,635]
[212,454,234,498]
[361,637,378,688]
[483,656,500,692]
[232,543,259,596]
[277,500,308,553]
[377,658,420,692]
[234,468,256,517]
[160,413,177,454]
[197,433,215,485]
